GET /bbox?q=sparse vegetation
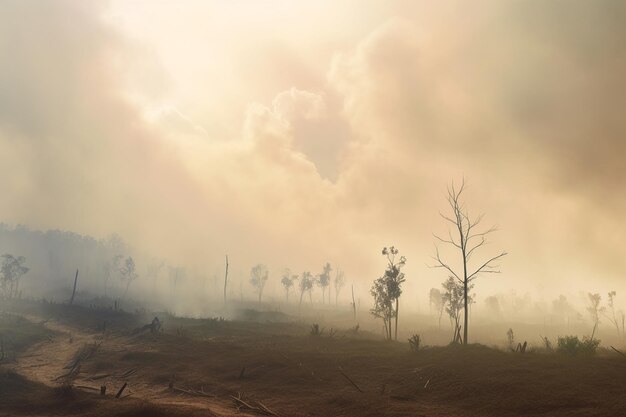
[408,334,421,352]
[280,269,298,302]
[1,254,29,299]
[249,264,269,303]
[556,335,600,356]
[370,246,406,341]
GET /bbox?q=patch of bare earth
[4,308,626,417]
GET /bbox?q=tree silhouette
[334,269,346,306]
[432,180,507,345]
[250,264,269,303]
[120,256,138,300]
[317,262,332,304]
[0,254,29,298]
[298,271,314,308]
[370,246,406,340]
[281,269,298,302]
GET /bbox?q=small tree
[120,256,138,300]
[370,275,394,340]
[370,246,406,341]
[441,276,470,343]
[281,269,298,302]
[250,264,269,303]
[298,271,314,308]
[334,269,346,306]
[586,292,605,341]
[317,263,332,304]
[605,291,620,338]
[432,180,507,345]
[0,254,29,299]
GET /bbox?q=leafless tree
[432,180,507,345]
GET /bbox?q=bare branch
[467,225,498,241]
[431,246,461,282]
[467,252,508,281]
[432,233,461,249]
[466,236,486,260]
[439,212,458,226]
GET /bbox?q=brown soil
[2,302,626,417]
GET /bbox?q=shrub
[310,323,323,336]
[408,334,421,352]
[556,335,600,355]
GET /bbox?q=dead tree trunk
[395,298,399,341]
[223,255,229,305]
[351,285,356,322]
[70,269,79,305]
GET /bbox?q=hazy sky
[1,0,625,303]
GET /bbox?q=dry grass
[2,300,626,416]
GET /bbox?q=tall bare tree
[432,180,507,345]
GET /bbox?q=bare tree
[281,269,298,302]
[250,264,269,303]
[334,269,346,306]
[432,180,507,345]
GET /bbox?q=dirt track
[10,316,254,417]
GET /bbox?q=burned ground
[1,300,625,417]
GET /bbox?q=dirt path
[9,316,255,417]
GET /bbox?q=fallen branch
[75,385,100,391]
[338,367,363,393]
[230,393,277,416]
[87,373,111,381]
[611,346,626,358]
[118,368,137,378]
[173,387,216,398]
[115,382,128,398]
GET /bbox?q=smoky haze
[0,0,625,325]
